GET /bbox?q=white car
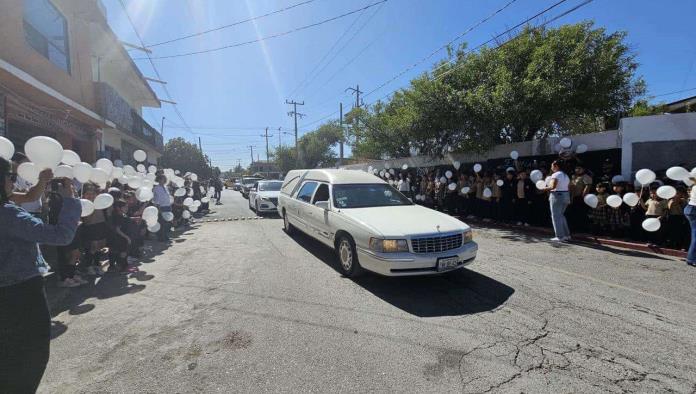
[278,169,477,277]
[249,180,283,214]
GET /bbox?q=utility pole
[261,127,273,161]
[339,102,343,166]
[278,127,282,148]
[198,137,202,152]
[248,145,254,164]
[285,99,305,147]
[345,85,363,145]
[160,116,165,138]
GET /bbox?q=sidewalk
[456,216,688,260]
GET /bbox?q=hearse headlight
[463,230,474,243]
[369,238,409,253]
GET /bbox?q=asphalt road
[41,189,696,393]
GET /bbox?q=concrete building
[0,0,162,164]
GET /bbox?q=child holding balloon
[640,186,668,246]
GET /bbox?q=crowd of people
[384,156,696,263]
[0,152,218,392]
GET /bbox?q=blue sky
[104,0,696,170]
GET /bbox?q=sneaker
[127,265,140,273]
[524,223,530,227]
[550,237,562,242]
[516,222,523,226]
[58,278,81,288]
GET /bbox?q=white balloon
[148,165,157,173]
[182,210,191,219]
[114,159,123,167]
[379,170,385,177]
[191,173,198,181]
[80,199,95,217]
[473,164,482,173]
[201,196,210,203]
[174,170,180,175]
[136,187,154,202]
[496,179,504,187]
[145,216,158,227]
[530,170,543,183]
[193,200,201,207]
[93,193,114,210]
[123,165,136,176]
[635,169,656,185]
[147,222,161,233]
[25,136,63,170]
[510,150,519,160]
[367,166,373,173]
[162,212,174,222]
[642,218,661,232]
[169,195,174,204]
[72,162,92,183]
[448,183,457,191]
[559,137,572,148]
[606,195,623,208]
[118,175,129,185]
[127,176,143,189]
[439,176,447,183]
[461,187,470,194]
[54,165,73,179]
[174,187,186,197]
[535,180,546,190]
[656,185,676,200]
[90,168,109,186]
[142,179,154,188]
[0,136,15,160]
[17,162,39,184]
[145,172,156,182]
[183,197,194,206]
[453,161,461,170]
[666,166,689,181]
[111,167,123,180]
[95,158,113,174]
[133,149,147,162]
[622,192,640,207]
[189,204,199,213]
[136,164,146,173]
[142,206,158,221]
[444,170,452,179]
[402,164,408,170]
[583,194,599,208]
[483,188,492,198]
[575,144,588,154]
[173,176,185,188]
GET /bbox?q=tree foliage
[352,22,645,158]
[160,137,214,179]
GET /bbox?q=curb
[456,216,688,260]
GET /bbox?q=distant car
[224,179,236,189]
[240,176,264,199]
[248,180,283,214]
[233,181,242,191]
[277,169,477,277]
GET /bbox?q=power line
[286,6,367,98]
[649,87,696,98]
[363,0,519,98]
[138,0,388,60]
[145,0,317,48]
[117,0,196,137]
[300,1,386,100]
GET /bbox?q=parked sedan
[277,169,477,277]
[240,176,263,199]
[248,180,283,214]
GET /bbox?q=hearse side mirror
[314,201,330,211]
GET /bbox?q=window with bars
[23,0,70,74]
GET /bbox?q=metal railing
[95,82,163,151]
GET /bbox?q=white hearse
[277,169,478,277]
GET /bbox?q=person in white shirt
[543,160,571,242]
[685,174,696,266]
[397,174,411,197]
[152,174,172,241]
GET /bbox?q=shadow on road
[287,230,514,317]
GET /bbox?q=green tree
[297,121,343,168]
[233,163,244,174]
[273,145,297,174]
[160,137,214,179]
[353,22,645,158]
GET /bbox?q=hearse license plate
[437,256,460,272]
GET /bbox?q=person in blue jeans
[685,177,696,266]
[0,157,81,393]
[543,160,572,242]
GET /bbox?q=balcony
[95,82,163,151]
